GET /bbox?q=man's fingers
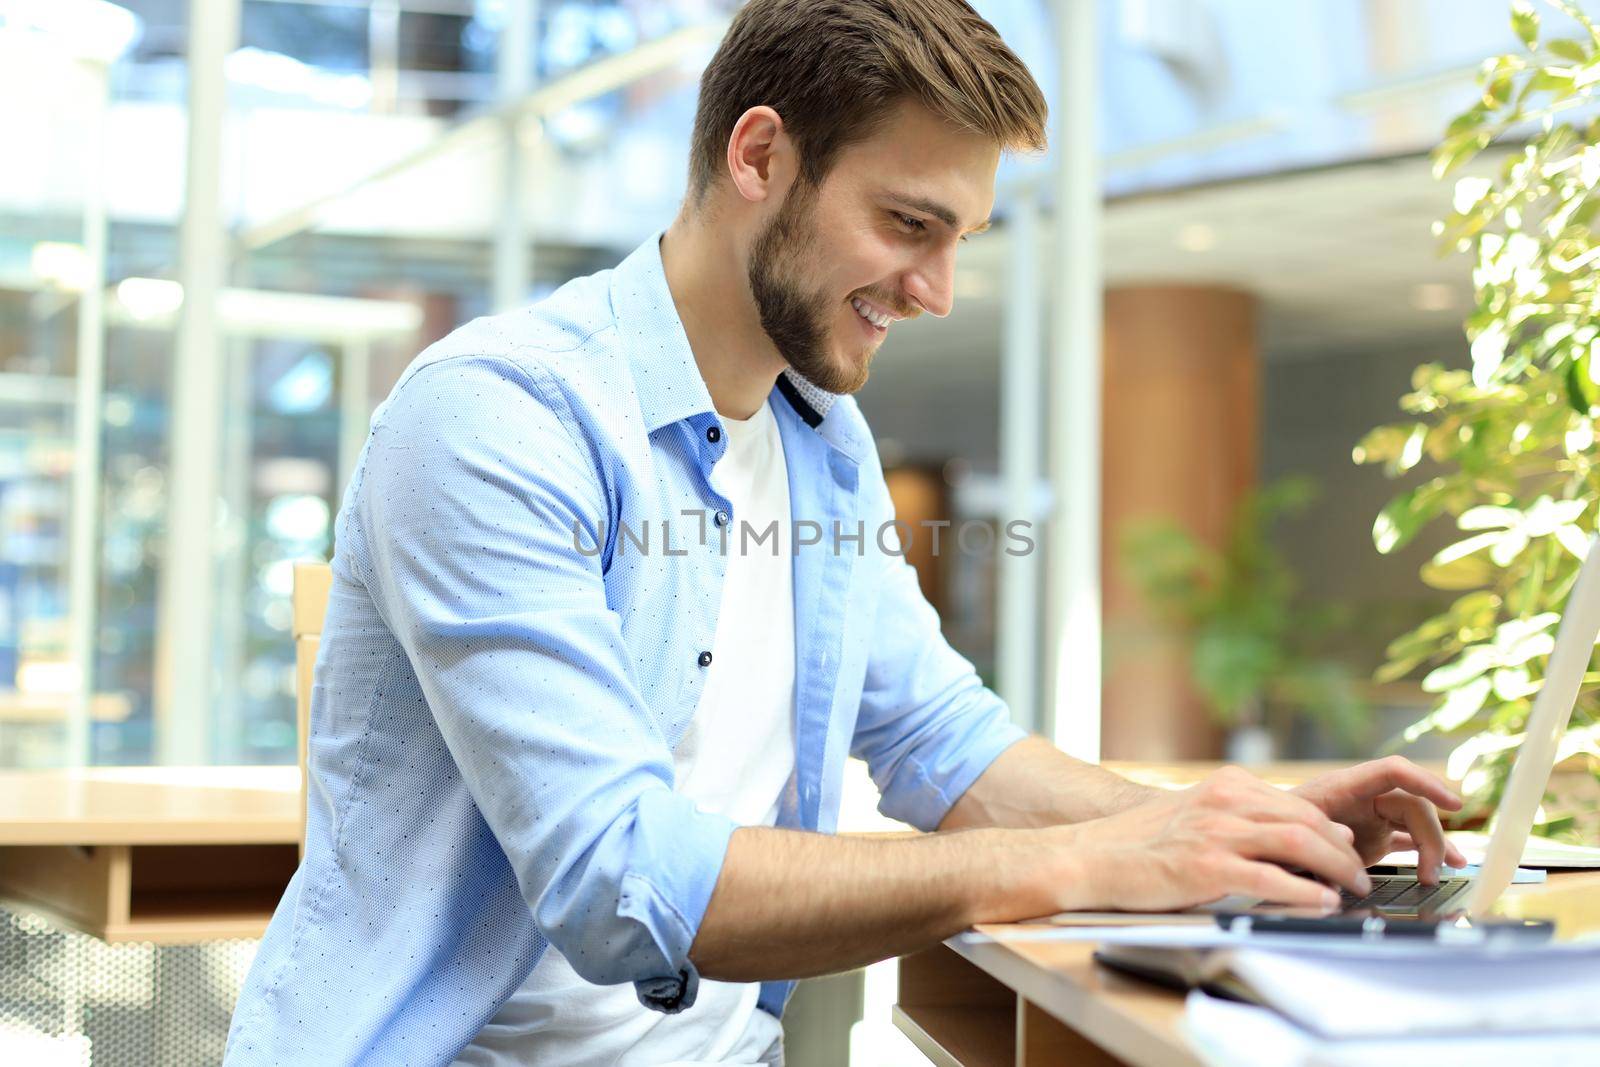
[1238,784,1366,873]
[1242,822,1370,897]
[1365,756,1463,812]
[1375,790,1448,884]
[1229,859,1340,911]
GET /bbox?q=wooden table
[896,869,1600,1067]
[893,758,1600,1066]
[0,766,300,943]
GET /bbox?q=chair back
[291,562,332,857]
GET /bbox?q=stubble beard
[746,180,871,396]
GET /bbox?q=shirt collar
[610,231,841,439]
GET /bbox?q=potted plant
[1120,477,1367,764]
[1357,0,1600,837]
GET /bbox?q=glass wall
[0,0,1547,768]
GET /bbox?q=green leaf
[1446,105,1491,139]
[1565,353,1596,412]
[1485,70,1517,107]
[1528,66,1578,93]
[1395,423,1428,474]
[1490,526,1529,566]
[1421,553,1495,590]
[1375,654,1427,685]
[1493,666,1540,700]
[1423,645,1498,692]
[1522,496,1587,535]
[1555,523,1592,558]
[1470,323,1512,385]
[1513,0,1540,50]
[1457,505,1521,531]
[1434,675,1495,730]
[1493,612,1561,665]
[1351,424,1413,465]
[1373,493,1418,554]
[1384,613,1459,664]
[1434,130,1495,179]
[1549,38,1589,63]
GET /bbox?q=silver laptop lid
[1465,530,1600,916]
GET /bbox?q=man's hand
[1047,765,1372,913]
[1291,755,1468,883]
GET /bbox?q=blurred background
[0,0,1563,1063]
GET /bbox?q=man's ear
[725,105,795,206]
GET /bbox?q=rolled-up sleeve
[849,471,1029,831]
[351,354,736,1012]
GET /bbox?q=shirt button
[697,650,713,667]
[706,425,721,444]
[714,509,729,527]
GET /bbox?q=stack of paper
[1180,941,1600,1065]
[1185,991,1598,1067]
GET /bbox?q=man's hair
[687,0,1048,202]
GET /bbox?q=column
[1100,285,1259,761]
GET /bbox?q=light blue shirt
[224,232,1027,1065]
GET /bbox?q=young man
[225,2,1467,1064]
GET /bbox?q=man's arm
[689,764,1379,982]
[689,756,1468,982]
[359,357,740,1010]
[689,825,1056,981]
[935,734,1159,831]
[938,739,1469,877]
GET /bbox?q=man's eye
[893,212,926,232]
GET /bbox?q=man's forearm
[687,824,1068,982]
[937,735,1159,832]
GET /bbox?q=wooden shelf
[0,840,298,944]
[892,1004,1012,1067]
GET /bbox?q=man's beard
[746,181,871,395]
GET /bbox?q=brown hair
[687,0,1048,202]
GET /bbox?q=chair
[290,562,332,858]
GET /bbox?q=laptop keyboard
[1337,875,1472,915]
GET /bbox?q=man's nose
[903,248,956,318]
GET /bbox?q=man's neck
[660,212,788,422]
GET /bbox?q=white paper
[1382,831,1600,870]
[1225,944,1600,1038]
[1184,991,1600,1067]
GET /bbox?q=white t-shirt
[455,397,797,1067]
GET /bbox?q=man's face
[745,100,999,395]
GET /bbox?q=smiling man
[224,3,1466,1065]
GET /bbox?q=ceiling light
[1175,223,1216,253]
[115,277,183,320]
[30,241,89,290]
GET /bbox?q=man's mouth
[850,296,897,330]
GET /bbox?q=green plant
[1120,477,1366,745]
[1358,0,1600,836]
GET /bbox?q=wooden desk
[896,870,1600,1067]
[894,758,1600,1066]
[0,766,300,943]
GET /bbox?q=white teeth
[851,297,892,329]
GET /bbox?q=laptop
[1242,528,1600,924]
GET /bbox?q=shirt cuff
[634,966,698,1014]
[880,714,1030,831]
[620,791,739,1013]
